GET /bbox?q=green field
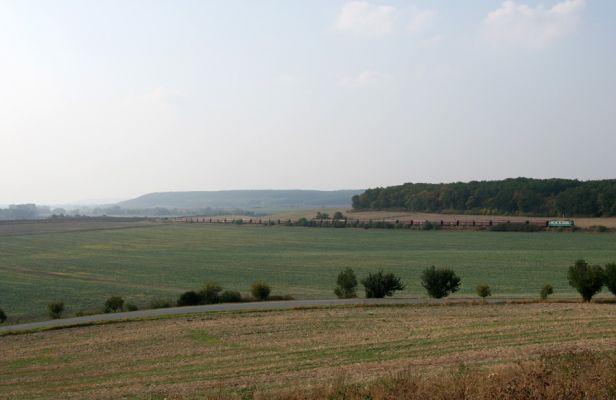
[1,223,616,321]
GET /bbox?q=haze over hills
[116,190,363,212]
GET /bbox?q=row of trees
[352,178,616,217]
[333,260,616,302]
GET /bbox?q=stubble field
[2,303,616,399]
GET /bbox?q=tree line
[352,178,616,217]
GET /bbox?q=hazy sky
[1,0,615,204]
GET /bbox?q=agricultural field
[1,222,616,322]
[2,303,616,399]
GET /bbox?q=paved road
[0,297,519,334]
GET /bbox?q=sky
[1,0,615,204]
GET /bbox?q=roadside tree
[421,266,461,299]
[605,263,616,296]
[567,259,604,302]
[251,281,271,301]
[48,302,65,319]
[334,268,358,298]
[104,296,124,313]
[476,284,491,302]
[361,271,405,298]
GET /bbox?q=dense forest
[352,178,616,217]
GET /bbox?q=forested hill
[117,190,362,212]
[352,178,616,217]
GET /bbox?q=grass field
[1,222,616,322]
[2,303,616,399]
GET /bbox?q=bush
[219,290,243,303]
[251,281,271,301]
[334,268,358,298]
[126,303,138,311]
[361,270,405,298]
[605,263,616,296]
[476,284,491,300]
[567,259,605,302]
[333,211,345,220]
[177,290,203,306]
[48,302,65,319]
[540,284,554,300]
[420,266,461,299]
[104,296,124,313]
[149,298,175,309]
[0,308,6,323]
[200,282,223,304]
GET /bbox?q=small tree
[0,308,6,323]
[567,259,605,302]
[333,211,345,220]
[421,266,461,299]
[361,270,405,298]
[126,303,138,311]
[476,284,491,302]
[177,290,202,306]
[605,263,616,296]
[200,282,223,304]
[104,296,124,313]
[48,302,65,319]
[334,268,358,298]
[540,284,554,300]
[251,281,271,300]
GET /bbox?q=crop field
[1,222,616,322]
[1,303,616,399]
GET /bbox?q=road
[0,297,519,334]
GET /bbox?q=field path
[0,297,519,333]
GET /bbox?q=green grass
[1,224,616,321]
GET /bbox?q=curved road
[0,297,519,334]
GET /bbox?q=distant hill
[116,190,363,212]
[352,178,616,217]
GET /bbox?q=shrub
[567,259,605,302]
[200,282,223,304]
[476,284,491,301]
[219,290,243,303]
[420,266,461,299]
[540,284,554,300]
[104,296,124,313]
[605,263,616,296]
[251,281,271,300]
[126,303,139,311]
[334,268,358,298]
[0,308,6,323]
[333,211,345,220]
[361,270,405,298]
[149,298,175,309]
[177,290,203,306]
[48,302,65,319]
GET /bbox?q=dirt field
[2,303,616,399]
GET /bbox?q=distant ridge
[116,190,363,211]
